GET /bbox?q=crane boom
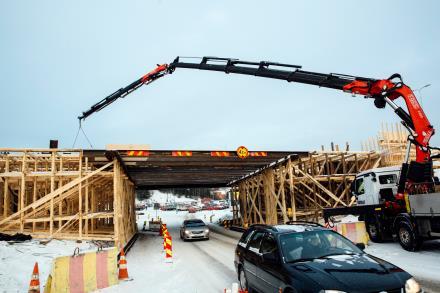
[79,56,435,164]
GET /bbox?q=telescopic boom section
[78,64,168,120]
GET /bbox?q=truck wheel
[397,223,422,251]
[366,219,383,243]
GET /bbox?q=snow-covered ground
[100,207,236,293]
[0,239,102,292]
[2,201,439,293]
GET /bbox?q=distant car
[160,204,176,211]
[180,219,209,241]
[235,223,422,293]
[177,204,190,211]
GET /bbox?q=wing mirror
[355,243,365,250]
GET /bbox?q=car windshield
[279,230,362,263]
[185,221,205,227]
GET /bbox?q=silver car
[180,219,209,241]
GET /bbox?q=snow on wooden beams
[231,151,381,226]
[0,149,136,248]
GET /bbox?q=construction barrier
[165,236,173,262]
[222,219,233,229]
[44,248,118,293]
[334,221,369,245]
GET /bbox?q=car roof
[249,222,325,234]
[184,219,204,223]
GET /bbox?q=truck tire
[397,222,422,251]
[365,218,384,243]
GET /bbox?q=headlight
[204,229,209,233]
[184,230,190,234]
[405,277,421,293]
[319,291,347,293]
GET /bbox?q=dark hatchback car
[234,223,422,293]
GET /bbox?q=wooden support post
[20,152,27,232]
[32,163,37,232]
[113,160,120,248]
[78,152,83,240]
[58,157,63,228]
[91,187,95,232]
[3,155,9,218]
[288,158,297,221]
[85,157,89,237]
[50,151,56,236]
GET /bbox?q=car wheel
[239,268,249,291]
[397,222,422,251]
[366,218,383,243]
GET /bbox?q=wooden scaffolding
[362,122,416,167]
[231,151,382,226]
[0,149,136,248]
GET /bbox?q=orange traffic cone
[118,249,129,280]
[28,262,40,293]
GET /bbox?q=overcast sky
[1,0,439,152]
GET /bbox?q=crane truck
[79,56,440,251]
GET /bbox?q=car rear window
[185,220,205,227]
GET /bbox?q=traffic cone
[118,249,129,280]
[28,262,40,293]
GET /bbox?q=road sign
[236,146,249,159]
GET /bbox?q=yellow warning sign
[236,146,249,159]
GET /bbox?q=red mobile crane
[79,56,440,250]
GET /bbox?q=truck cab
[353,166,400,206]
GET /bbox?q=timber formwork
[362,123,416,167]
[230,151,381,226]
[0,149,136,247]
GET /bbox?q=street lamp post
[414,84,431,107]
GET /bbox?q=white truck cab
[353,166,400,206]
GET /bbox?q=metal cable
[72,121,94,148]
